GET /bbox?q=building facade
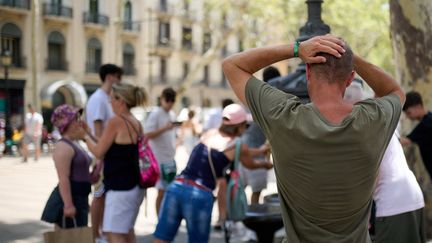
[0,0,241,132]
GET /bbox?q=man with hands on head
[222,35,405,242]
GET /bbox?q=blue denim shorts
[153,181,214,243]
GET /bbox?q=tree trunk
[390,0,432,237]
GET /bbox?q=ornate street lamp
[1,49,12,140]
[269,0,330,102]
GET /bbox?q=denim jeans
[153,181,214,243]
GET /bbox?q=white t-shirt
[25,112,44,136]
[373,133,424,217]
[144,107,176,163]
[85,88,114,135]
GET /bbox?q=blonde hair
[112,83,147,108]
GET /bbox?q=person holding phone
[145,87,179,216]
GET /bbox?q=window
[158,22,170,45]
[203,65,209,85]
[238,39,244,52]
[47,31,66,70]
[89,0,98,22]
[182,27,192,50]
[123,1,132,30]
[123,43,135,75]
[183,0,189,11]
[0,23,23,67]
[182,62,189,79]
[221,44,227,56]
[160,0,167,12]
[202,32,211,53]
[86,37,102,73]
[221,70,227,87]
[160,58,167,83]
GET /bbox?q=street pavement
[0,146,281,243]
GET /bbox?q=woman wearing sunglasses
[81,82,147,243]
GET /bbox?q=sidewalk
[0,150,281,243]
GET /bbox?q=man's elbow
[392,88,406,106]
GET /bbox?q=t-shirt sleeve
[144,111,159,132]
[89,96,107,122]
[375,93,402,133]
[245,76,300,138]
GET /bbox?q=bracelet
[64,204,74,209]
[294,41,301,57]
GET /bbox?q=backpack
[226,139,248,221]
[120,115,160,189]
[138,136,160,188]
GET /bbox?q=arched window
[86,37,102,73]
[123,43,135,75]
[1,23,23,67]
[47,31,66,70]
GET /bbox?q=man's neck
[100,81,112,95]
[309,83,346,106]
[309,82,353,124]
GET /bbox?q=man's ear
[306,64,311,82]
[345,71,355,87]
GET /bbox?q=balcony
[85,62,100,73]
[83,12,109,26]
[0,0,30,10]
[43,3,73,18]
[11,56,26,68]
[46,59,68,71]
[123,66,136,76]
[149,40,174,57]
[123,22,140,32]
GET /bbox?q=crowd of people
[36,34,432,243]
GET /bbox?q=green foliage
[209,0,393,73]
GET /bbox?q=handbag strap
[233,138,241,171]
[207,146,218,184]
[62,216,77,228]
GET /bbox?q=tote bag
[43,218,93,243]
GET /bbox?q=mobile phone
[172,121,183,126]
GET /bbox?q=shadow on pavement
[0,220,51,242]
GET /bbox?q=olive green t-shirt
[245,76,401,243]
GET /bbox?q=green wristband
[294,41,300,57]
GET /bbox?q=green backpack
[226,139,248,221]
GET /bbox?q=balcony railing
[123,22,140,32]
[46,59,68,71]
[11,56,26,68]
[123,66,136,76]
[43,3,73,18]
[83,12,109,26]
[86,62,100,73]
[0,0,30,10]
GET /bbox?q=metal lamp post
[269,0,330,102]
[1,49,12,140]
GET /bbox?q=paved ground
[0,147,282,243]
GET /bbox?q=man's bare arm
[222,35,345,105]
[354,55,405,105]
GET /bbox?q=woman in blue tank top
[41,104,93,229]
[81,83,147,243]
[153,104,273,243]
